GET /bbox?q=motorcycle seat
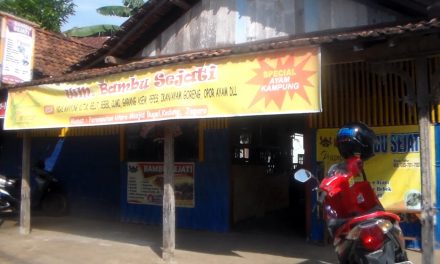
[327,205,387,237]
[327,218,347,237]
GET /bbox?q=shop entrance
[230,115,308,237]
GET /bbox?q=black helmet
[336,122,376,160]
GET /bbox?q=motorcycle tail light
[359,225,385,251]
[347,219,392,252]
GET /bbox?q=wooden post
[162,125,175,262]
[20,131,31,235]
[416,57,434,264]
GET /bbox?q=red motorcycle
[294,122,411,263]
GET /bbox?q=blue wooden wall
[0,133,121,220]
[0,129,230,232]
[120,129,230,232]
[52,136,120,219]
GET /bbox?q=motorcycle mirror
[294,169,312,183]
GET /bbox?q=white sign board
[1,17,35,84]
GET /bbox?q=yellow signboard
[317,125,426,212]
[5,47,321,129]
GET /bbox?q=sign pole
[19,131,31,235]
[162,124,175,262]
[416,57,434,264]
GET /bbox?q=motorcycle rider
[323,122,409,263]
[31,160,54,208]
[332,121,376,178]
[293,122,409,263]
[325,122,384,234]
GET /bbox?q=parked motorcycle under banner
[0,165,68,225]
[294,168,412,264]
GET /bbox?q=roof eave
[6,18,440,90]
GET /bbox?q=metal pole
[416,57,435,264]
[162,124,175,263]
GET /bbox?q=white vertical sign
[1,17,35,84]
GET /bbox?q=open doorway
[230,115,307,237]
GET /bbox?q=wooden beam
[162,124,175,262]
[354,0,427,17]
[415,57,435,264]
[170,0,191,10]
[323,35,440,66]
[294,0,304,34]
[20,131,31,235]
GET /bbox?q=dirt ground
[0,216,436,264]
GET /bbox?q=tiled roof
[7,17,440,89]
[71,37,110,49]
[34,28,96,78]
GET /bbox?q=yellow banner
[317,125,427,212]
[5,47,321,129]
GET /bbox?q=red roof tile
[72,37,110,49]
[33,28,96,78]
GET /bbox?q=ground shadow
[19,214,338,264]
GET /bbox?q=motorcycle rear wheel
[0,199,11,211]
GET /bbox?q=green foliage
[97,6,132,17]
[64,24,120,37]
[123,0,145,10]
[64,0,145,37]
[97,0,145,17]
[0,0,75,32]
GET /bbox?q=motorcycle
[294,157,411,264]
[0,163,68,224]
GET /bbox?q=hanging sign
[127,162,195,208]
[0,17,35,84]
[317,125,430,212]
[5,46,321,129]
